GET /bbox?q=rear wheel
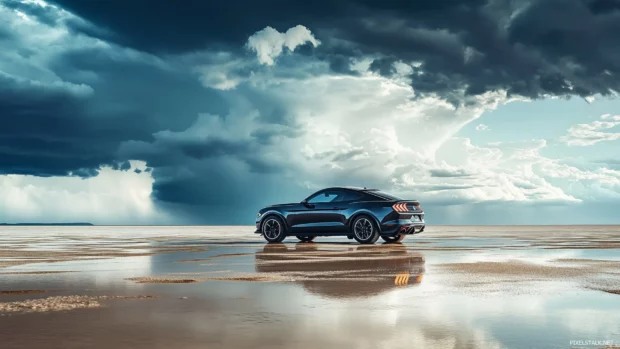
[381,234,405,243]
[262,216,286,243]
[296,235,315,242]
[351,215,379,244]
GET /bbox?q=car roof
[321,186,377,192]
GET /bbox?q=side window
[307,191,340,204]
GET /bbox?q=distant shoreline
[0,223,94,226]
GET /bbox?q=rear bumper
[398,224,425,235]
[380,219,426,235]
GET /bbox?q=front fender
[257,210,289,232]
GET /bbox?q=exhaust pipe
[399,226,416,234]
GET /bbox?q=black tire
[261,216,286,243]
[296,235,315,242]
[351,215,380,244]
[381,234,406,243]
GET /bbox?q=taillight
[392,203,408,212]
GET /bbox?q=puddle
[0,226,618,349]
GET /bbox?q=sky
[0,0,619,225]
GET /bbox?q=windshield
[370,190,403,200]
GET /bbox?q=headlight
[257,212,262,218]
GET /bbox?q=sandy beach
[1,225,619,348]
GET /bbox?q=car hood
[264,203,299,209]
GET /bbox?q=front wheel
[296,235,315,242]
[351,216,380,244]
[381,234,405,243]
[262,216,286,243]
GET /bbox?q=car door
[288,190,347,233]
[332,190,363,225]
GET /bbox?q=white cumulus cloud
[561,114,620,146]
[0,161,173,225]
[246,25,320,65]
[475,123,490,131]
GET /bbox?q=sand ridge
[0,295,157,314]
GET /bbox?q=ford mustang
[255,187,425,244]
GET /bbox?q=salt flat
[1,226,619,349]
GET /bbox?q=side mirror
[302,200,314,208]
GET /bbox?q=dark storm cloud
[49,0,339,53]
[336,0,620,100]
[149,156,304,212]
[0,31,229,179]
[120,123,296,175]
[51,47,229,131]
[587,0,620,14]
[0,71,123,177]
[4,0,620,223]
[47,0,620,101]
[368,57,398,77]
[324,54,358,75]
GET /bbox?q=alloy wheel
[354,218,373,240]
[263,219,281,240]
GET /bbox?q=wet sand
[0,295,156,314]
[1,225,619,349]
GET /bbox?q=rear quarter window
[338,191,364,202]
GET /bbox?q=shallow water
[0,226,619,349]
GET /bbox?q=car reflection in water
[255,243,425,299]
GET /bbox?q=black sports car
[255,187,425,244]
